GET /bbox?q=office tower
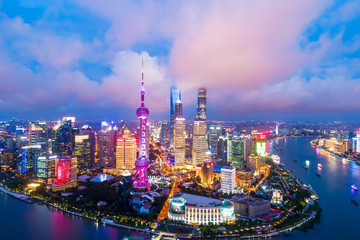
[170,86,181,148]
[356,133,360,152]
[221,166,236,194]
[29,121,48,152]
[200,161,214,186]
[37,155,58,179]
[74,125,96,171]
[21,145,41,174]
[74,135,91,171]
[116,129,137,169]
[174,98,186,166]
[98,122,116,167]
[196,88,207,121]
[247,154,261,176]
[231,135,244,169]
[209,125,221,158]
[161,122,170,147]
[133,62,150,191]
[55,159,71,185]
[224,135,231,166]
[0,150,18,168]
[52,120,73,155]
[192,120,207,165]
[275,123,279,135]
[58,156,78,181]
[217,136,227,165]
[243,135,253,165]
[62,117,76,127]
[16,127,28,150]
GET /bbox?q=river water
[0,137,359,240]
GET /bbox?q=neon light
[56,160,71,185]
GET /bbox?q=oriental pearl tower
[133,60,150,192]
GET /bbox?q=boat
[351,185,359,191]
[316,173,321,177]
[317,163,322,169]
[293,159,297,163]
[351,199,359,206]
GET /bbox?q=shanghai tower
[133,61,150,192]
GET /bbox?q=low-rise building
[230,194,270,218]
[168,193,235,225]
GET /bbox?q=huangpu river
[0,138,360,240]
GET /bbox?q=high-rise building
[200,161,214,185]
[133,62,150,191]
[247,153,261,176]
[37,155,58,179]
[98,123,116,167]
[170,86,181,148]
[52,120,73,155]
[161,122,170,147]
[231,135,244,169]
[29,121,48,152]
[74,125,95,171]
[174,98,186,166]
[116,129,137,169]
[221,166,236,194]
[56,159,71,185]
[196,88,207,121]
[209,125,222,158]
[217,136,227,165]
[21,145,41,174]
[192,120,207,165]
[74,135,92,171]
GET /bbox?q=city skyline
[0,1,360,121]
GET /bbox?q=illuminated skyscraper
[192,120,207,165]
[133,61,150,191]
[116,129,137,169]
[196,88,206,121]
[209,125,222,158]
[52,120,73,155]
[170,86,181,148]
[98,122,116,167]
[192,88,208,165]
[221,166,236,194]
[29,121,48,152]
[21,145,41,175]
[161,122,170,147]
[37,155,58,179]
[231,135,244,169]
[174,98,186,166]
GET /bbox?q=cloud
[0,0,360,120]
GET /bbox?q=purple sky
[0,0,360,121]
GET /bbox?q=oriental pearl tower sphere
[133,60,150,192]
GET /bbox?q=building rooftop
[177,193,222,207]
[231,194,270,207]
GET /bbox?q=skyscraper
[29,121,48,152]
[161,122,170,147]
[133,61,150,191]
[98,122,116,167]
[174,98,186,166]
[116,129,137,169]
[192,88,208,165]
[231,135,244,169]
[52,120,73,155]
[37,155,58,179]
[170,86,181,148]
[209,125,222,158]
[192,120,207,165]
[21,145,41,174]
[221,166,236,194]
[196,88,207,121]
